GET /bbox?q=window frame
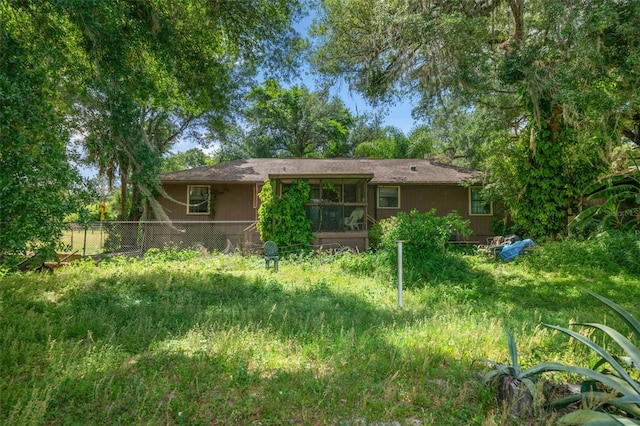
[469,186,492,216]
[253,183,263,209]
[377,186,400,209]
[298,178,368,232]
[187,185,211,215]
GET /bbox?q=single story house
[153,158,494,251]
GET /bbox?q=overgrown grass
[1,235,639,425]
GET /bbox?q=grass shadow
[1,264,485,424]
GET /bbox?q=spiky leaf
[580,287,640,341]
[575,322,640,373]
[544,324,640,396]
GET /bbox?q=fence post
[83,226,87,258]
[397,240,409,309]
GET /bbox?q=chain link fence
[62,221,261,257]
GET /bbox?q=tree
[227,80,354,158]
[353,126,410,158]
[0,2,86,256]
[412,94,517,169]
[1,0,306,253]
[312,0,639,238]
[161,148,213,174]
[66,0,306,220]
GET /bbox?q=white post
[397,240,407,309]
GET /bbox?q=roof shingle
[160,158,480,184]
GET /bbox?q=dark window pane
[188,186,209,214]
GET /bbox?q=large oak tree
[312,0,640,238]
[1,0,306,255]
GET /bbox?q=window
[470,187,492,215]
[187,185,210,214]
[253,184,263,209]
[378,186,400,209]
[300,178,368,232]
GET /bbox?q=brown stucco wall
[367,184,493,241]
[155,183,257,221]
[214,184,257,221]
[157,181,494,246]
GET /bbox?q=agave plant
[479,327,563,419]
[544,288,640,424]
[481,289,640,424]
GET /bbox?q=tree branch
[622,127,640,147]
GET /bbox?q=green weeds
[1,236,639,424]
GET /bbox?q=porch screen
[303,178,367,232]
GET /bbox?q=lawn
[59,225,106,256]
[1,235,639,425]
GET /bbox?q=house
[153,158,493,251]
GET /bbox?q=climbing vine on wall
[506,98,603,239]
[512,122,568,239]
[257,179,314,249]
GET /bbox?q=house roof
[160,158,481,185]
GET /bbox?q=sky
[290,13,418,135]
[171,12,419,154]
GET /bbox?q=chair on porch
[344,207,365,230]
[263,241,279,271]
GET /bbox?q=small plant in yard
[479,327,553,421]
[377,209,471,284]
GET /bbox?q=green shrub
[368,222,383,251]
[377,209,471,284]
[257,179,314,251]
[569,166,640,236]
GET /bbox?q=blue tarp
[499,238,535,261]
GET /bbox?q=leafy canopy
[312,0,640,238]
[220,80,353,160]
[0,0,307,253]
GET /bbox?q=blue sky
[171,13,418,154]
[291,13,418,135]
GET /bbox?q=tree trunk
[119,162,128,220]
[128,183,143,222]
